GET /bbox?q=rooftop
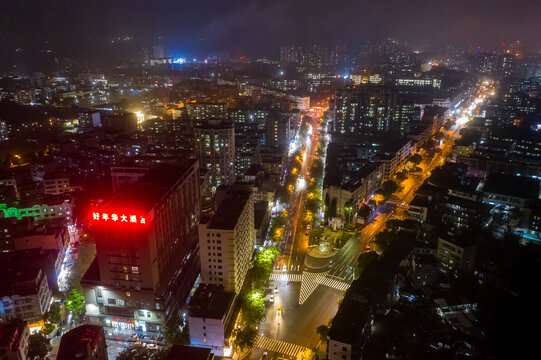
[482,173,540,200]
[206,186,252,230]
[187,284,234,320]
[57,325,105,360]
[0,319,27,352]
[103,161,196,213]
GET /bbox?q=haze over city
[0,1,540,360]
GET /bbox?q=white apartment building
[198,185,254,294]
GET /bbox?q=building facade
[198,185,254,294]
[194,121,235,192]
[82,162,201,333]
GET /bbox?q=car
[269,294,275,303]
[365,244,371,250]
[305,229,309,235]
[274,286,279,294]
[262,351,268,359]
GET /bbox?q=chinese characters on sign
[92,212,146,224]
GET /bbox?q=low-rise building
[0,319,29,360]
[187,284,235,356]
[482,173,540,208]
[57,325,108,360]
[407,195,430,222]
[436,234,478,273]
[0,267,51,323]
[0,197,73,223]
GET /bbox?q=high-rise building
[265,115,293,148]
[334,86,420,135]
[280,45,302,63]
[507,41,524,60]
[194,120,235,192]
[186,102,227,123]
[198,184,254,294]
[82,162,201,333]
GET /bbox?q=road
[326,82,493,282]
[275,111,322,275]
[252,81,494,359]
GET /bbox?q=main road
[276,110,323,275]
[328,81,493,282]
[251,81,493,359]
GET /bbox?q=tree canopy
[232,326,258,355]
[27,333,52,360]
[66,288,85,315]
[116,344,166,360]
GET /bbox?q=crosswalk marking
[270,272,302,282]
[320,276,350,292]
[299,271,351,304]
[270,271,351,303]
[254,336,307,357]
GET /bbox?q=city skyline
[1,0,541,60]
[0,2,541,360]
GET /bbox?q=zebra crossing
[320,276,350,292]
[254,336,307,358]
[269,271,351,303]
[298,272,351,304]
[269,272,302,282]
[299,272,322,304]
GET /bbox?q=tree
[27,333,51,360]
[300,349,317,360]
[316,324,329,343]
[233,326,257,354]
[277,185,291,204]
[356,251,379,277]
[374,230,393,250]
[41,322,55,336]
[381,180,398,195]
[116,344,166,360]
[305,198,321,214]
[344,199,354,224]
[66,288,85,316]
[408,153,423,165]
[310,159,324,179]
[309,228,325,245]
[386,219,404,230]
[241,291,266,325]
[421,138,436,150]
[164,324,189,345]
[395,170,408,182]
[357,205,372,219]
[44,302,61,324]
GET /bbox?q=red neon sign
[91,211,147,225]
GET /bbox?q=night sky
[1,0,540,56]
